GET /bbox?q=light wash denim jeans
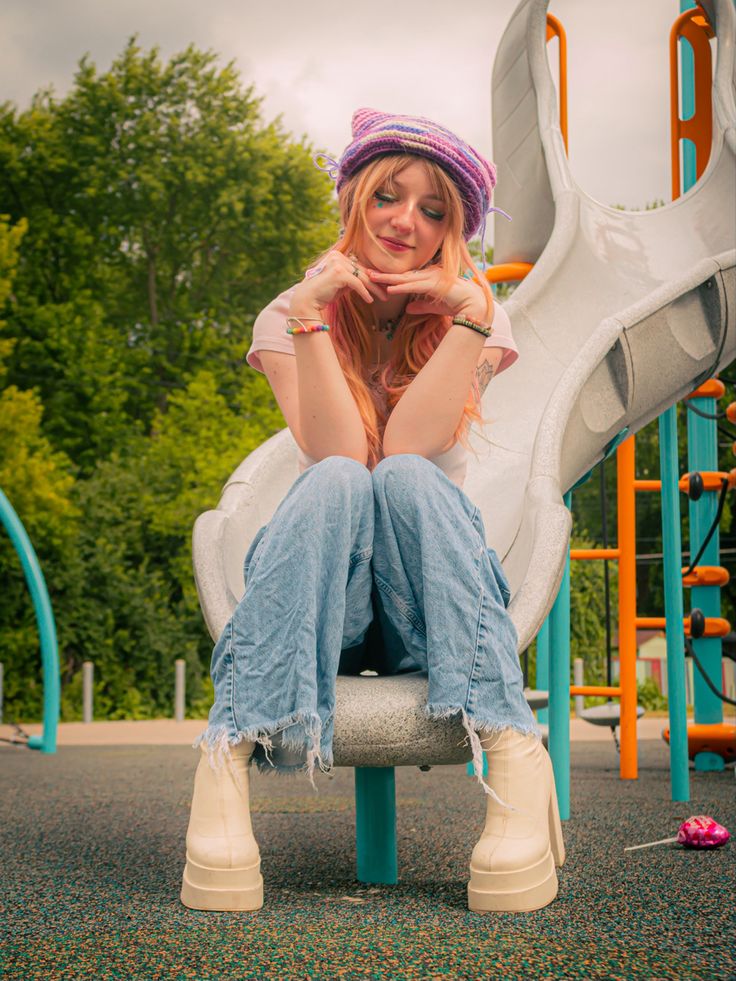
[194,454,541,802]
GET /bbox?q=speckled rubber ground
[1,737,733,980]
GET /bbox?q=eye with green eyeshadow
[373,191,445,222]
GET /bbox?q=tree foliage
[0,39,337,723]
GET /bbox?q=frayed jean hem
[193,710,332,794]
[423,703,542,812]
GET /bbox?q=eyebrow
[391,177,444,204]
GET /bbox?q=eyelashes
[373,191,445,222]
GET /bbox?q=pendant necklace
[372,310,404,342]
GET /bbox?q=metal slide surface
[463,0,736,648]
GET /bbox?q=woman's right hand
[289,250,389,315]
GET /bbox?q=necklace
[372,311,404,342]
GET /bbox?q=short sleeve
[482,301,518,376]
[245,284,299,374]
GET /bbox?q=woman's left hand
[367,267,491,323]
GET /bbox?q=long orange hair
[308,154,495,471]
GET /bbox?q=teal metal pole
[548,490,572,821]
[658,409,690,801]
[686,397,724,771]
[354,767,398,884]
[536,616,550,725]
[676,0,722,774]
[0,488,59,753]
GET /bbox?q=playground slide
[462,0,736,650]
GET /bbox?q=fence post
[83,661,94,723]
[573,658,584,718]
[175,659,186,722]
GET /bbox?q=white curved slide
[472,0,736,649]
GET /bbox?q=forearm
[383,322,487,458]
[289,305,368,464]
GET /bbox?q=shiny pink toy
[676,815,730,849]
[625,814,730,852]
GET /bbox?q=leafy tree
[0,36,338,472]
[0,217,80,720]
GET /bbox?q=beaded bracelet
[286,317,330,335]
[452,315,493,338]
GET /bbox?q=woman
[181,108,565,915]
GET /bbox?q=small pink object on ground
[676,815,730,849]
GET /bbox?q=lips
[379,237,413,251]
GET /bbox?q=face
[356,159,448,272]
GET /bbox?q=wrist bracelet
[452,315,493,338]
[286,317,331,335]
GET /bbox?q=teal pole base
[694,751,725,772]
[354,766,398,884]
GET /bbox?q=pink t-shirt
[246,283,519,490]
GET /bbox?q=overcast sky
[3,0,688,229]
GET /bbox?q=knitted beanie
[313,107,510,266]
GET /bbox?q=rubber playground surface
[1,721,734,980]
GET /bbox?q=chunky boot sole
[468,764,565,913]
[181,855,264,912]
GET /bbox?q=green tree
[0,36,338,472]
[0,217,80,720]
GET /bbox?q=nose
[390,200,416,233]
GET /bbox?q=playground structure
[3,0,734,889]
[489,0,736,800]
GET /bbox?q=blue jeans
[194,455,540,799]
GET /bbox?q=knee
[373,453,434,492]
[308,455,373,503]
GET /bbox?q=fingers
[343,253,390,302]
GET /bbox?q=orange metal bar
[682,566,731,587]
[634,480,662,492]
[669,6,714,199]
[570,686,622,698]
[686,378,725,400]
[484,262,534,285]
[570,548,620,560]
[678,471,736,493]
[617,435,638,778]
[636,616,731,638]
[546,13,568,154]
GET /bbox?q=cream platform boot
[467,729,565,913]
[180,740,264,911]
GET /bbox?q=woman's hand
[366,267,491,324]
[289,251,389,316]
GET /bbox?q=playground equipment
[0,488,59,753]
[194,0,735,884]
[532,0,736,781]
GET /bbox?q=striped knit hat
[313,107,510,268]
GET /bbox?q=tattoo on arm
[475,359,495,396]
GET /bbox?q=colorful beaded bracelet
[451,315,493,338]
[286,317,330,335]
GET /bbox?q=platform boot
[180,739,264,911]
[467,728,565,913]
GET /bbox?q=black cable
[681,478,730,577]
[685,401,725,420]
[684,636,736,706]
[717,424,736,441]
